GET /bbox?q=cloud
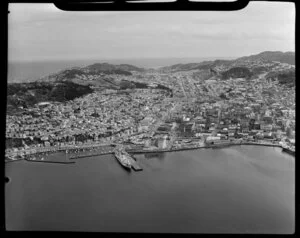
[8,2,295,61]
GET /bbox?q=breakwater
[25,159,75,164]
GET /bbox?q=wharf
[25,158,75,164]
[124,152,143,171]
[5,158,24,163]
[282,147,295,156]
[128,156,143,171]
[128,141,283,154]
[68,148,114,159]
[240,142,282,147]
[129,146,202,154]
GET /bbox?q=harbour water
[5,145,295,233]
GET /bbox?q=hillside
[36,62,147,84]
[159,63,201,72]
[158,60,233,73]
[221,67,253,80]
[84,63,145,73]
[6,81,94,115]
[157,51,294,73]
[236,51,295,65]
[266,68,295,87]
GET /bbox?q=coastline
[24,159,76,164]
[5,140,293,164]
[128,142,283,154]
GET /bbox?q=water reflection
[144,152,166,159]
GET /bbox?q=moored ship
[114,150,132,170]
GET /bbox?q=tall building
[156,135,169,149]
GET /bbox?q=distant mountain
[158,63,200,72]
[84,63,145,73]
[34,62,146,83]
[33,62,171,94]
[158,60,233,73]
[236,51,295,65]
[158,51,295,73]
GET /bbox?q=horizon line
[8,50,295,63]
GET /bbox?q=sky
[8,1,295,62]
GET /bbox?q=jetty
[25,159,75,164]
[127,155,143,171]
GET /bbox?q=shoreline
[25,159,76,164]
[68,150,114,160]
[128,142,283,154]
[5,141,293,163]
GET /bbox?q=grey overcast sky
[8,2,295,62]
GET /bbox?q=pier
[68,146,114,159]
[127,156,143,171]
[68,150,113,159]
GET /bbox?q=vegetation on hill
[119,80,172,94]
[158,60,233,73]
[266,69,295,87]
[157,51,294,73]
[38,63,141,83]
[7,81,93,114]
[85,63,144,73]
[251,66,268,75]
[221,67,253,80]
[236,51,295,65]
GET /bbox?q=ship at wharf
[113,146,143,171]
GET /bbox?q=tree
[120,80,134,90]
[231,118,239,125]
[219,93,228,100]
[249,118,255,131]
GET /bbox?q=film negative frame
[3,0,297,235]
